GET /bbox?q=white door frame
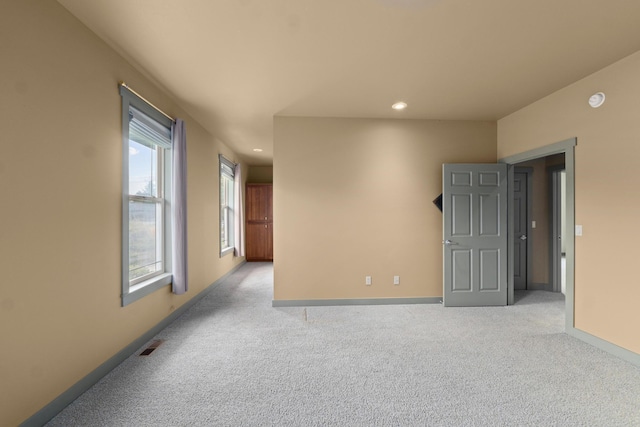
[500,137,576,332]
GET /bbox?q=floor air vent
[139,339,164,356]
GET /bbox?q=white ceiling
[57,0,640,165]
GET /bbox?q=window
[220,155,235,257]
[121,87,173,305]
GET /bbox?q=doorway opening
[501,138,575,332]
[511,154,566,296]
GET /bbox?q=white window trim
[120,86,173,306]
[219,154,235,257]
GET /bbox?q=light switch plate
[532,220,536,229]
[575,225,583,236]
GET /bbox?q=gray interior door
[443,164,508,307]
[513,171,528,290]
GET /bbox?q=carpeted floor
[47,262,640,426]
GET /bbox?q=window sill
[122,273,172,306]
[220,247,234,258]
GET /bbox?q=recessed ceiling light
[253,148,263,152]
[392,102,407,110]
[588,92,605,108]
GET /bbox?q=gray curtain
[172,119,188,294]
[234,163,245,257]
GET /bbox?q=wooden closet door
[246,184,273,261]
[246,222,272,261]
[246,184,272,221]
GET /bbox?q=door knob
[443,240,457,245]
[520,235,527,241]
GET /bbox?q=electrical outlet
[393,276,400,285]
[365,276,372,286]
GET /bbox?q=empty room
[2,0,640,425]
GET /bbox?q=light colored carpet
[47,262,640,426]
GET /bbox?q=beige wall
[247,166,274,183]
[273,117,496,301]
[498,50,640,355]
[0,1,244,425]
